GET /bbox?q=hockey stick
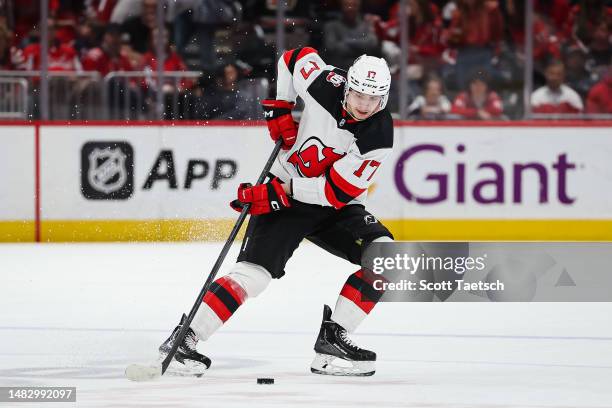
[126,140,283,381]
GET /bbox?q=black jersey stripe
[287,47,305,74]
[325,167,355,205]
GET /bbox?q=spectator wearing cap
[531,60,583,114]
[451,69,503,119]
[407,76,451,119]
[323,0,380,70]
[586,67,612,114]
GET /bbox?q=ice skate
[158,314,211,377]
[310,305,376,376]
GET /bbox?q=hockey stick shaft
[161,140,283,375]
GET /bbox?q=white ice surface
[1,242,611,408]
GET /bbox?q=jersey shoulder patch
[354,109,394,154]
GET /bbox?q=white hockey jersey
[271,47,394,209]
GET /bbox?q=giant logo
[81,142,134,200]
[394,143,577,205]
[287,137,345,177]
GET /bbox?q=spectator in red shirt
[505,0,562,74]
[451,69,504,119]
[82,24,137,118]
[139,27,192,119]
[82,23,133,76]
[22,21,82,71]
[534,0,571,36]
[531,60,584,114]
[444,0,504,89]
[49,0,84,45]
[140,29,188,76]
[586,67,612,114]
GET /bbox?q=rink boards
[1,121,611,242]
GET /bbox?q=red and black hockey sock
[202,276,248,322]
[339,269,385,313]
[331,269,386,332]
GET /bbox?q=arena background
[1,120,611,242]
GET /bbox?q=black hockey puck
[257,378,274,384]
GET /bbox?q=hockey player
[159,47,394,377]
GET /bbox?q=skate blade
[310,353,375,377]
[125,363,162,382]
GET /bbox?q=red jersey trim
[329,166,366,198]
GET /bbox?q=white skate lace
[183,330,198,352]
[339,329,359,350]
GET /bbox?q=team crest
[287,137,345,177]
[326,72,346,88]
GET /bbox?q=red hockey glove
[230,177,291,215]
[261,99,298,150]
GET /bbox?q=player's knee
[226,262,272,298]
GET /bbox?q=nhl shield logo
[88,147,127,194]
[81,142,134,200]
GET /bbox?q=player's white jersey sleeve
[276,47,331,103]
[292,145,391,209]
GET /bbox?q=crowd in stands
[0,0,610,119]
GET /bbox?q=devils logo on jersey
[287,136,345,177]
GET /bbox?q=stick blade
[125,363,162,382]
